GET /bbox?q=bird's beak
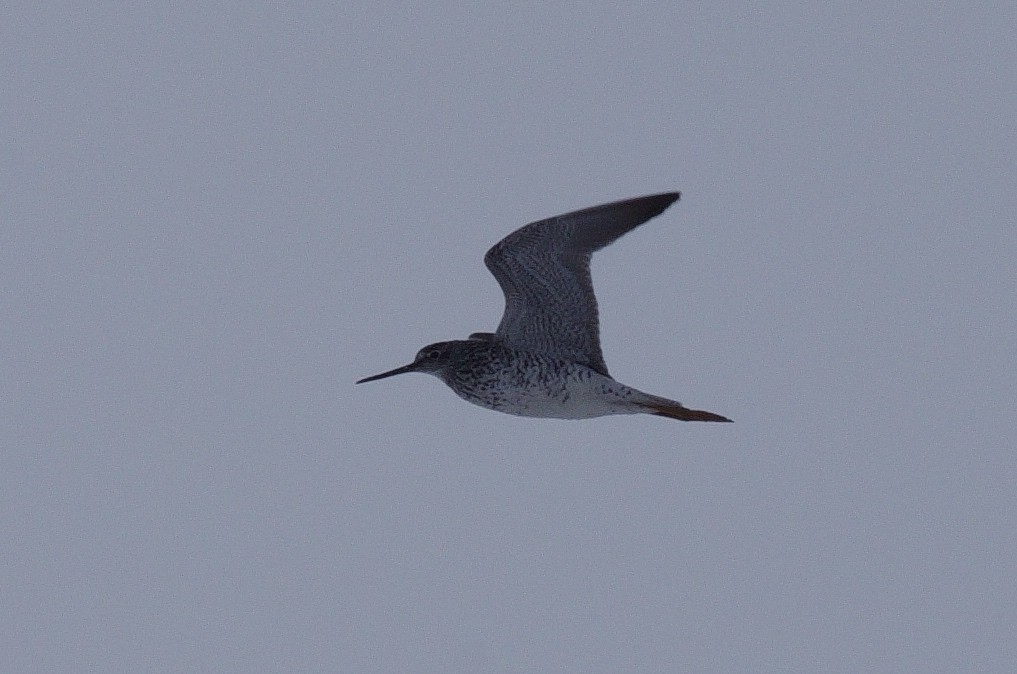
[356,362,418,384]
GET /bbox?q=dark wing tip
[632,191,680,220]
[568,191,681,229]
[638,189,680,209]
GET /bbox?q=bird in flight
[357,192,731,422]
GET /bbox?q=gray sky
[5,2,1015,672]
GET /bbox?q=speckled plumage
[357,193,731,423]
[430,339,641,418]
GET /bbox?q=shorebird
[357,192,731,422]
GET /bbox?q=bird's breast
[442,350,640,419]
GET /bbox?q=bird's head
[356,340,468,384]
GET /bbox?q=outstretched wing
[484,192,680,376]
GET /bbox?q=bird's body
[426,339,644,419]
[357,192,731,423]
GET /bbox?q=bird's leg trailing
[639,397,732,422]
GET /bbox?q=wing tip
[624,191,681,221]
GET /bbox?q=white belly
[453,365,646,420]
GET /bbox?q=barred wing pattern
[484,192,680,377]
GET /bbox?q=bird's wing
[484,192,680,376]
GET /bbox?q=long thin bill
[355,362,417,384]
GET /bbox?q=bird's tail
[638,396,732,423]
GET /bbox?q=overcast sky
[5,2,1016,672]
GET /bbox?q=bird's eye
[426,349,442,359]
